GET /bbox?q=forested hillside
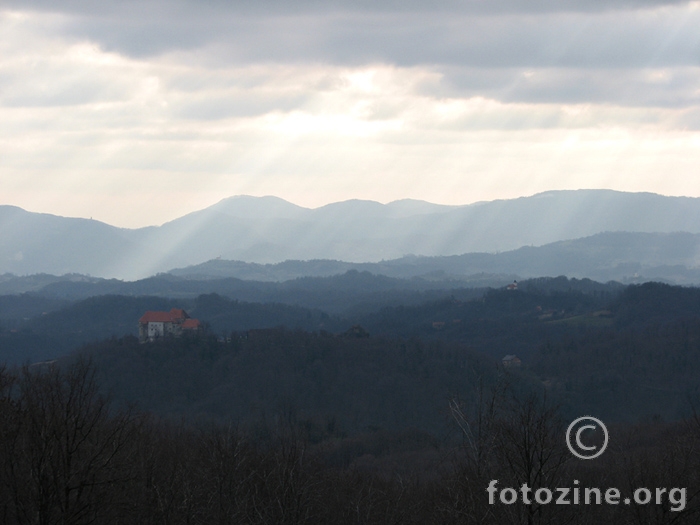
[4,278,700,522]
[4,278,700,425]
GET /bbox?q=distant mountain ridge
[168,231,700,285]
[4,190,700,279]
[2,231,700,299]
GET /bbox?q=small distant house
[502,354,522,367]
[343,325,370,338]
[138,308,201,342]
[506,280,518,290]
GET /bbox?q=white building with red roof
[138,308,201,342]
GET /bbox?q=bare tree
[492,390,571,525]
[1,359,140,525]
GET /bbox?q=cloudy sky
[2,0,700,227]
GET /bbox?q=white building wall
[148,322,165,338]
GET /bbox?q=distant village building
[138,308,201,342]
[502,354,522,367]
[506,280,518,291]
[343,325,370,338]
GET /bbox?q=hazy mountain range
[3,189,700,281]
[169,231,700,285]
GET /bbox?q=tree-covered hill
[0,294,343,364]
[78,330,508,438]
[7,277,700,426]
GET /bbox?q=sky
[2,0,700,228]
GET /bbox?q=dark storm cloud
[7,0,691,16]
[32,7,700,75]
[5,0,699,107]
[6,0,698,63]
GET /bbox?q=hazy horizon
[4,188,700,230]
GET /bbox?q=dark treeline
[79,329,504,436]
[1,360,699,524]
[7,279,700,423]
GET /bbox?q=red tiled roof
[181,319,201,329]
[139,309,199,327]
[139,311,175,324]
[169,308,188,320]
